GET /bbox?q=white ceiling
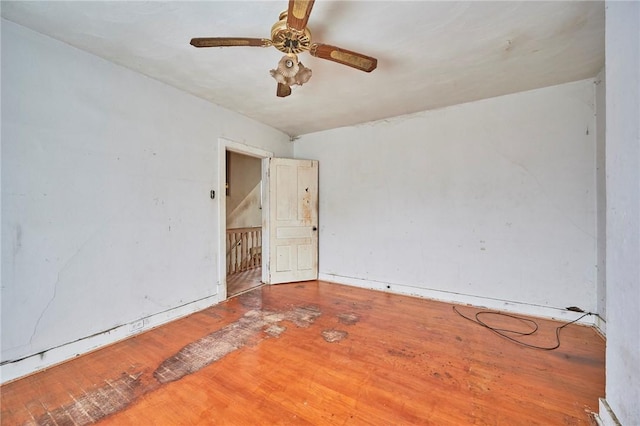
[1,1,604,137]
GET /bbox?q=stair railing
[226,227,262,275]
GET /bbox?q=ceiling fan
[190,0,378,98]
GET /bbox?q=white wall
[600,2,640,425]
[227,184,262,229]
[595,67,607,326]
[295,80,597,318]
[0,20,291,382]
[226,152,262,229]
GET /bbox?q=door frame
[217,137,273,301]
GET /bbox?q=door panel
[263,158,318,284]
[297,245,313,270]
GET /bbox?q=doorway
[217,138,320,300]
[226,150,262,296]
[217,138,272,300]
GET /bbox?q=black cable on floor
[452,305,593,350]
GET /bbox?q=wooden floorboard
[227,267,262,297]
[1,281,605,425]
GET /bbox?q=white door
[262,158,318,284]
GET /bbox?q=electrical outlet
[130,318,148,332]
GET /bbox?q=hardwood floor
[1,281,605,425]
[227,267,262,297]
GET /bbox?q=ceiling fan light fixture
[270,53,312,88]
[277,54,300,78]
[295,62,312,85]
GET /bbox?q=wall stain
[13,224,22,257]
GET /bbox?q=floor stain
[154,305,321,384]
[200,310,223,319]
[337,313,360,325]
[265,324,287,337]
[20,298,328,426]
[321,329,348,343]
[388,348,416,358]
[237,291,263,309]
[28,372,144,426]
[31,303,323,425]
[333,300,373,311]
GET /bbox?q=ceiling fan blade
[287,0,315,31]
[310,43,377,72]
[190,37,271,48]
[277,83,292,98]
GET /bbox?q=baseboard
[318,273,598,326]
[0,294,220,384]
[596,398,622,426]
[3,275,600,384]
[593,314,607,337]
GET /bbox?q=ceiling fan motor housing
[271,11,312,54]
